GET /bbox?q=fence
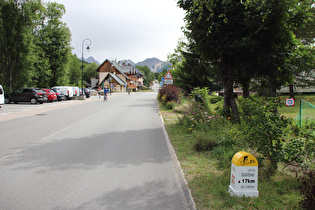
[295,99,315,127]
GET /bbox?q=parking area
[0,96,100,122]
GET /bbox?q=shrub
[298,170,315,209]
[194,129,219,152]
[209,95,223,104]
[158,85,182,105]
[237,98,291,177]
[166,101,176,110]
[191,87,211,110]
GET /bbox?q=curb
[159,112,196,210]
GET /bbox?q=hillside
[136,58,171,73]
[85,56,171,72]
[84,56,100,65]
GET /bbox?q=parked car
[51,88,66,101]
[5,87,45,104]
[0,85,4,108]
[84,88,91,98]
[35,88,48,103]
[42,88,57,102]
[52,86,74,100]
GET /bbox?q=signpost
[164,70,173,85]
[229,151,259,197]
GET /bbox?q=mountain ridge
[84,56,171,73]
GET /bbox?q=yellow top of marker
[232,151,258,166]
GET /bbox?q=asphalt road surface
[0,92,194,209]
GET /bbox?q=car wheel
[30,98,37,104]
[39,101,44,104]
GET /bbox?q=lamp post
[81,38,92,96]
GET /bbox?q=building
[96,59,144,92]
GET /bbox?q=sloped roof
[101,73,126,86]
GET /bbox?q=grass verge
[159,101,304,209]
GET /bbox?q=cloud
[44,0,185,63]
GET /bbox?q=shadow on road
[3,128,171,173]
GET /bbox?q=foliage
[191,87,212,110]
[170,44,222,93]
[136,65,155,87]
[237,98,292,177]
[177,98,233,152]
[160,97,303,209]
[177,0,314,117]
[209,95,223,104]
[298,170,315,209]
[157,85,182,105]
[286,123,315,170]
[165,101,176,110]
[0,0,72,91]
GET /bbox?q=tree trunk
[242,80,250,98]
[268,74,277,97]
[289,84,295,99]
[222,55,239,121]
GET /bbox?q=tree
[0,0,36,91]
[178,0,313,118]
[68,53,81,85]
[40,2,71,87]
[83,62,99,85]
[136,65,155,87]
[0,0,72,90]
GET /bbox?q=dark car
[51,88,66,101]
[84,88,91,98]
[5,87,45,104]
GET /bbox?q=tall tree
[40,2,71,87]
[0,0,35,91]
[178,0,313,118]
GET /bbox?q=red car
[42,88,57,102]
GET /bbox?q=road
[0,92,194,209]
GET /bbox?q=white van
[52,86,74,100]
[72,87,80,97]
[0,85,4,108]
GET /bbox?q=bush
[194,129,219,152]
[191,87,211,110]
[298,170,315,209]
[166,101,176,110]
[209,95,223,104]
[158,85,182,105]
[237,98,291,177]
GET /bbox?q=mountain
[83,56,100,65]
[136,57,171,73]
[82,56,171,73]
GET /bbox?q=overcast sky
[43,0,186,63]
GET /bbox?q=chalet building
[96,59,144,92]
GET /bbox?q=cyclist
[104,88,109,102]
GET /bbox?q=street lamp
[81,38,92,96]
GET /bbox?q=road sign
[165,71,173,79]
[164,70,173,85]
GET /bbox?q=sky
[43,0,186,63]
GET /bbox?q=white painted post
[229,151,259,197]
